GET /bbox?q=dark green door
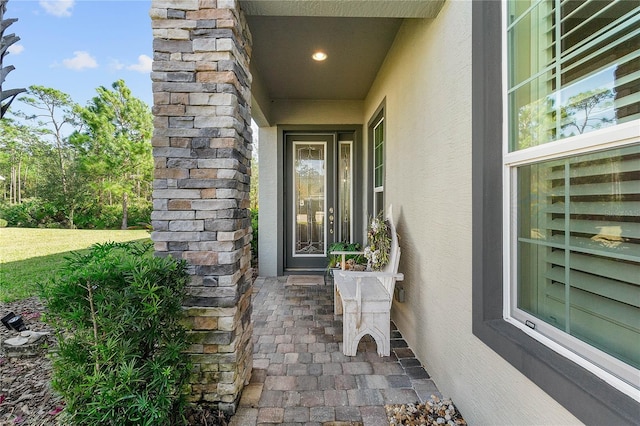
[285,134,336,270]
[285,132,359,271]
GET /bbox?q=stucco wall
[362,2,581,424]
[269,100,363,125]
[257,126,279,277]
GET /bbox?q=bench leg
[334,285,343,315]
[342,311,390,357]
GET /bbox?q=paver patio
[229,276,442,425]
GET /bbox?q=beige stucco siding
[270,100,363,125]
[258,126,279,277]
[363,1,580,424]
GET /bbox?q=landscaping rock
[386,395,467,425]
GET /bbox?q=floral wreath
[363,212,392,271]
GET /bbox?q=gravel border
[386,395,467,425]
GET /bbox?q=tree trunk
[68,205,75,229]
[121,192,128,230]
[17,158,21,204]
[10,165,16,204]
[55,144,68,197]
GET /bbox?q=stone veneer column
[149,0,253,413]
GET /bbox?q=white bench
[333,206,403,356]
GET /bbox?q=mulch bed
[0,266,260,426]
[0,298,232,426]
[0,297,61,426]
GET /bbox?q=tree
[0,0,25,119]
[561,88,615,137]
[17,86,84,226]
[0,118,42,203]
[72,80,153,229]
[1,81,153,229]
[516,96,556,150]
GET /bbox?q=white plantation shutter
[517,145,640,370]
[508,1,640,151]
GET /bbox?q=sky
[3,0,154,109]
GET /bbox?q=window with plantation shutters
[505,0,640,395]
[515,145,639,379]
[508,0,639,150]
[372,116,384,216]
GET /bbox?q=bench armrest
[337,271,404,281]
[330,250,365,256]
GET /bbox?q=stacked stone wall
[150,0,253,413]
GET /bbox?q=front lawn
[0,228,151,302]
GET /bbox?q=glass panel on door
[339,141,353,242]
[293,142,326,256]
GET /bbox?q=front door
[285,133,356,271]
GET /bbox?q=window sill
[473,318,639,425]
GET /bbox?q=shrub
[0,199,39,227]
[74,204,120,229]
[0,198,64,228]
[44,241,191,425]
[74,200,152,230]
[0,218,7,227]
[250,208,258,264]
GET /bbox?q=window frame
[368,101,386,217]
[472,2,639,424]
[503,132,640,396]
[502,0,640,395]
[373,117,384,215]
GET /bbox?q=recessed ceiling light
[312,51,327,61]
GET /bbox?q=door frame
[277,125,364,275]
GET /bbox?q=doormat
[285,275,325,286]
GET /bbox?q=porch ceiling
[245,15,402,101]
[240,0,445,18]
[240,1,445,124]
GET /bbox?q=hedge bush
[250,208,258,264]
[0,198,62,228]
[44,241,191,425]
[0,198,152,229]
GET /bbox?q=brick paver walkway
[229,276,442,425]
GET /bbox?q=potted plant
[327,241,365,270]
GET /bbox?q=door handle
[329,208,334,234]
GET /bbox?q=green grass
[0,228,151,302]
